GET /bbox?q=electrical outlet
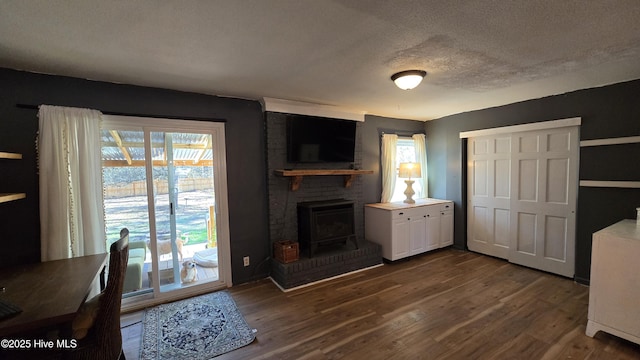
[243,256,250,267]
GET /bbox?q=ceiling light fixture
[391,70,427,90]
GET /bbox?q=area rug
[140,291,256,359]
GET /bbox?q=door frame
[102,115,232,311]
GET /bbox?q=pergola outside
[101,129,217,248]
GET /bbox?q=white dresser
[586,219,640,344]
[364,198,453,261]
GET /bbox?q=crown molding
[260,98,365,122]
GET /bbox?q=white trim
[580,136,640,147]
[579,180,640,188]
[101,114,233,292]
[261,97,365,122]
[459,117,581,138]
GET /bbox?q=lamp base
[403,179,415,204]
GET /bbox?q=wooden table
[0,253,107,337]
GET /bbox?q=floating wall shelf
[0,151,26,204]
[579,135,640,188]
[0,193,26,204]
[0,152,22,160]
[274,169,373,191]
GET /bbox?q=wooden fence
[104,178,212,198]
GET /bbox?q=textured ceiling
[1,0,639,120]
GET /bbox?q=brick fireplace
[265,111,382,289]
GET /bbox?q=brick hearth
[270,240,382,289]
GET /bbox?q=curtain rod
[379,129,425,137]
[16,103,226,123]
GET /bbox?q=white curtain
[380,134,398,202]
[38,105,106,261]
[413,133,429,198]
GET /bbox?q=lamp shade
[391,70,427,90]
[398,162,421,179]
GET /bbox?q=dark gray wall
[5,65,637,285]
[424,79,640,283]
[360,115,426,205]
[0,68,269,285]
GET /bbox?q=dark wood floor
[121,249,640,359]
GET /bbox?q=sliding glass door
[101,116,231,308]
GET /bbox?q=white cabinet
[365,199,454,261]
[391,217,410,260]
[440,208,453,246]
[409,212,427,255]
[425,206,441,251]
[586,219,640,345]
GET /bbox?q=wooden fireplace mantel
[274,169,374,191]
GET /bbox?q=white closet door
[467,135,511,259]
[467,126,578,277]
[509,127,578,277]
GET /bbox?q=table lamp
[398,162,421,204]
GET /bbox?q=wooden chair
[65,228,130,360]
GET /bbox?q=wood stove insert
[297,199,358,257]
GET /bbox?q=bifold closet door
[467,126,578,278]
[467,135,511,259]
[509,127,578,277]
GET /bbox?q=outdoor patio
[142,243,219,289]
[104,189,220,293]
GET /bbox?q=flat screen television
[286,114,356,163]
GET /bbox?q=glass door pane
[102,127,221,302]
[150,131,219,293]
[102,129,153,297]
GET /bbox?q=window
[381,133,427,203]
[390,137,423,202]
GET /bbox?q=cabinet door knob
[399,212,404,215]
